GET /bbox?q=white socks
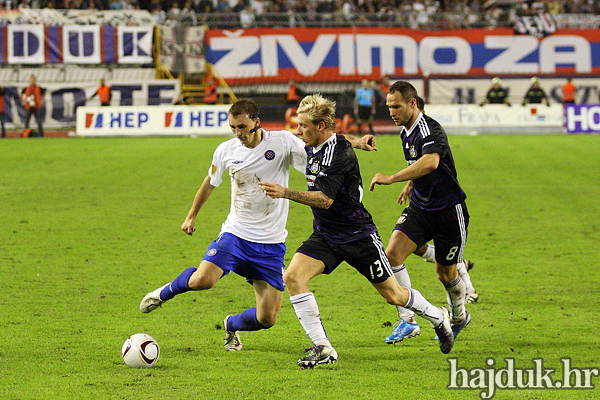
[290,292,332,347]
[444,275,466,323]
[457,261,475,292]
[421,244,436,263]
[404,288,443,328]
[392,264,416,322]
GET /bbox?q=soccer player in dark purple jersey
[388,97,477,345]
[370,81,471,344]
[259,93,455,369]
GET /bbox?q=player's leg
[433,203,470,337]
[416,243,478,303]
[139,260,223,313]
[342,233,454,354]
[139,233,240,313]
[414,243,435,262]
[287,254,338,368]
[221,238,286,351]
[286,236,339,368]
[373,277,454,354]
[384,229,421,343]
[223,281,283,351]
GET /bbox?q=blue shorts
[203,232,286,292]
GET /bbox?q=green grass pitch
[1,134,599,399]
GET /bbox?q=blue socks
[160,267,196,301]
[226,307,266,332]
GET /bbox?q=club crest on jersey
[409,146,417,158]
[397,214,407,224]
[208,249,217,256]
[309,158,320,174]
[264,150,275,160]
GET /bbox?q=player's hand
[181,217,196,235]
[360,134,377,151]
[398,181,413,204]
[369,173,393,191]
[258,181,286,198]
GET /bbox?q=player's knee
[187,274,216,290]
[257,314,277,329]
[283,268,302,290]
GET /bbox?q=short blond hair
[297,93,336,130]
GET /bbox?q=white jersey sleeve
[208,141,227,187]
[283,130,308,174]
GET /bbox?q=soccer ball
[122,333,160,368]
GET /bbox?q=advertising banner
[424,104,564,134]
[205,27,600,84]
[564,105,600,133]
[1,80,180,130]
[76,105,231,136]
[0,24,153,64]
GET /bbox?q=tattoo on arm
[284,188,333,209]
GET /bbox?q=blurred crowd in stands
[1,0,599,29]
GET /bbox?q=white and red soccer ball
[122,333,160,368]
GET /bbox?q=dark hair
[229,98,259,118]
[416,96,425,111]
[388,81,418,103]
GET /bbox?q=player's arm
[369,153,440,191]
[343,134,377,151]
[258,182,333,209]
[181,175,216,235]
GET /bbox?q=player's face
[296,113,324,148]
[229,114,261,148]
[386,91,417,129]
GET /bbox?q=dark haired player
[259,93,455,369]
[370,81,472,344]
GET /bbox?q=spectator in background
[522,76,550,106]
[239,4,255,28]
[479,77,511,106]
[151,3,166,23]
[354,79,375,135]
[0,85,6,138]
[380,75,391,96]
[562,78,576,104]
[204,78,218,104]
[286,79,303,105]
[21,74,46,138]
[180,0,198,25]
[370,80,384,111]
[88,78,112,106]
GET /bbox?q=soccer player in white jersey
[139,98,376,352]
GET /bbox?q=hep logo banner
[77,105,232,136]
[165,112,183,128]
